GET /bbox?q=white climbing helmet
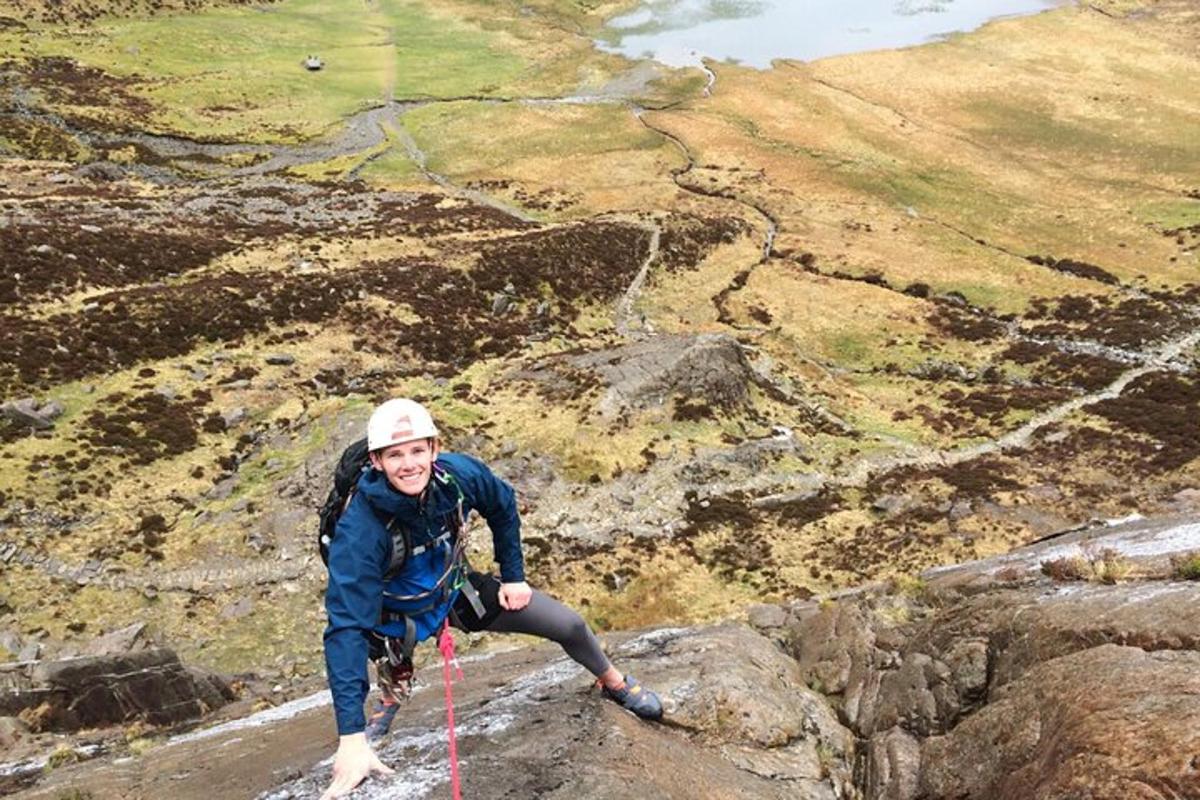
[366,398,439,452]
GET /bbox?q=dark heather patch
[941,385,1075,426]
[656,213,749,272]
[473,222,652,303]
[79,391,210,467]
[360,259,536,372]
[929,305,1005,342]
[673,398,716,422]
[0,263,395,391]
[747,305,773,324]
[701,528,796,597]
[680,490,756,538]
[713,269,752,325]
[0,223,237,304]
[7,56,154,117]
[911,403,980,437]
[372,193,536,237]
[1022,290,1196,349]
[772,490,841,526]
[997,341,1123,392]
[0,0,280,24]
[1025,255,1120,285]
[356,222,653,374]
[1085,373,1200,472]
[939,457,1022,497]
[868,457,1021,501]
[0,116,86,161]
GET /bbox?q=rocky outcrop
[515,333,758,419]
[919,644,1200,799]
[0,647,233,732]
[263,623,858,800]
[777,515,1200,800]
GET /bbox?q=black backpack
[318,437,368,563]
[317,437,413,576]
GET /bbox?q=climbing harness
[372,465,485,699]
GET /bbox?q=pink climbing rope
[437,619,465,800]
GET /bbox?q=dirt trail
[615,223,662,337]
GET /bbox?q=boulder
[1,398,54,430]
[865,726,921,800]
[262,624,857,800]
[785,516,1200,799]
[515,334,758,419]
[0,648,233,732]
[82,623,152,657]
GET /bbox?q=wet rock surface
[12,625,858,800]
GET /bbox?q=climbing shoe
[364,696,401,741]
[600,675,663,721]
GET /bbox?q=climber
[319,398,662,799]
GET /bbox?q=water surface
[597,0,1067,68]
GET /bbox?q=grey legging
[449,573,612,677]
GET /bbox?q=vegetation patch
[1025,255,1119,285]
[940,384,1074,428]
[1022,288,1200,350]
[1170,552,1200,581]
[1086,373,1200,472]
[1042,548,1134,584]
[4,56,152,118]
[998,341,1126,392]
[79,390,211,467]
[0,221,238,304]
[656,213,750,272]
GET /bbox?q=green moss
[45,746,80,770]
[889,572,927,597]
[354,119,423,185]
[827,331,871,365]
[381,0,526,100]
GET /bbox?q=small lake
[596,0,1068,69]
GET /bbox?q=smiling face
[369,437,440,496]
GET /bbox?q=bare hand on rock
[319,732,394,800]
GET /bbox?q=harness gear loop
[437,619,464,800]
[376,616,418,700]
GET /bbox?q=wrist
[338,732,368,751]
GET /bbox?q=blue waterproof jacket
[323,452,524,735]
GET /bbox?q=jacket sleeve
[323,493,387,736]
[453,454,525,583]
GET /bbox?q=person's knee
[563,613,591,646]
